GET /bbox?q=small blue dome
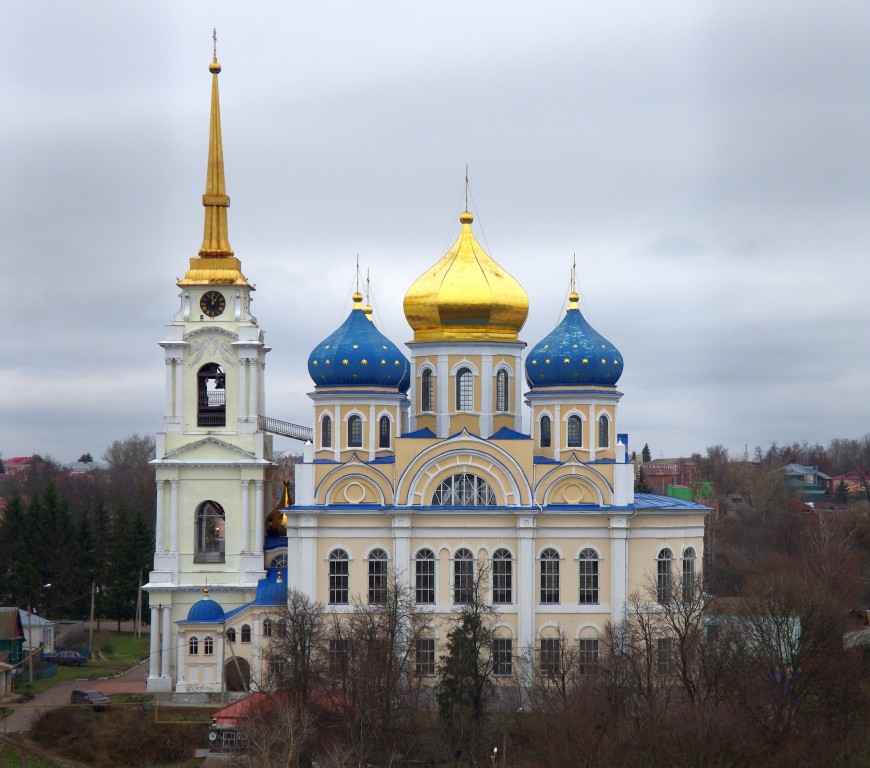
[526,293,623,387]
[308,292,410,392]
[187,596,225,622]
[255,569,288,605]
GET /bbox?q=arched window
[189,636,199,655]
[329,548,350,605]
[378,415,391,449]
[204,636,214,656]
[347,415,363,448]
[263,618,273,638]
[492,548,512,604]
[321,415,332,448]
[540,415,551,448]
[194,500,225,563]
[197,363,226,427]
[496,369,509,412]
[567,415,582,448]
[433,474,496,506]
[226,628,237,643]
[269,553,287,568]
[415,548,435,604]
[578,548,599,604]
[657,548,673,603]
[540,548,560,604]
[682,547,696,602]
[578,633,600,676]
[368,548,388,604]
[456,367,473,411]
[241,624,251,643]
[598,415,609,448]
[421,369,434,412]
[453,548,474,604]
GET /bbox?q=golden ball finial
[352,291,364,306]
[459,211,474,225]
[364,304,374,320]
[209,60,221,74]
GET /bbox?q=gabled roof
[0,608,24,641]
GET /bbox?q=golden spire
[568,254,579,310]
[178,30,250,288]
[364,269,374,321]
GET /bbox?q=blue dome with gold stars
[308,292,410,392]
[525,292,623,387]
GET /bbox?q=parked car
[50,650,88,666]
[70,689,111,710]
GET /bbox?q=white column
[169,481,179,552]
[517,515,536,657]
[408,358,418,431]
[241,480,251,553]
[481,354,493,437]
[333,405,341,463]
[258,360,266,419]
[148,606,160,678]
[249,360,260,420]
[160,605,171,678]
[554,404,562,462]
[164,359,174,417]
[174,359,184,423]
[254,481,265,555]
[588,404,596,461]
[238,359,249,421]
[610,515,629,622]
[392,515,411,578]
[436,354,449,437]
[155,480,165,552]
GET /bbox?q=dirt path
[1,661,148,734]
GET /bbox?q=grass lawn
[26,631,150,695]
[0,741,59,768]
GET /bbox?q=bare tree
[232,693,315,768]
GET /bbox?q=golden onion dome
[403,211,529,343]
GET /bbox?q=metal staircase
[258,416,313,443]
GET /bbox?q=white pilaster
[481,354,493,437]
[436,354,449,437]
[241,479,251,553]
[610,515,629,621]
[155,480,165,552]
[254,481,265,555]
[517,514,536,656]
[169,480,179,552]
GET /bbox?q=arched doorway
[224,657,250,692]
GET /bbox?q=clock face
[200,290,226,318]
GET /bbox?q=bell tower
[145,38,273,693]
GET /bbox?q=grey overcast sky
[2,1,869,464]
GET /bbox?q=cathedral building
[145,53,708,695]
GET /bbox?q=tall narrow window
[657,548,673,603]
[657,637,675,676]
[226,628,236,643]
[682,547,696,602]
[329,548,350,605]
[492,548,512,604]
[204,636,214,656]
[189,636,199,655]
[540,548,560,604]
[241,625,251,643]
[540,415,551,448]
[415,548,435,604]
[567,415,582,448]
[540,638,561,676]
[456,367,473,411]
[496,369,508,412]
[415,637,436,676]
[348,415,363,448]
[598,415,609,448]
[368,548,388,604]
[263,618,273,638]
[578,637,599,676]
[322,415,332,448]
[197,363,226,427]
[378,415,391,448]
[578,548,599,604]
[493,637,513,677]
[194,500,226,563]
[421,369,433,412]
[453,548,474,604]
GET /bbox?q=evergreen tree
[834,479,852,504]
[91,500,111,623]
[0,491,26,604]
[104,503,138,629]
[642,442,652,463]
[77,453,94,463]
[635,466,652,493]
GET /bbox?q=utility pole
[88,580,96,657]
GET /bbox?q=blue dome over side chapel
[308,292,410,392]
[525,292,623,388]
[186,592,225,622]
[255,568,288,605]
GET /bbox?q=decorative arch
[535,461,612,506]
[194,499,225,563]
[317,460,393,505]
[346,412,364,449]
[197,363,226,427]
[397,436,533,506]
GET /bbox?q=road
[1,660,148,734]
